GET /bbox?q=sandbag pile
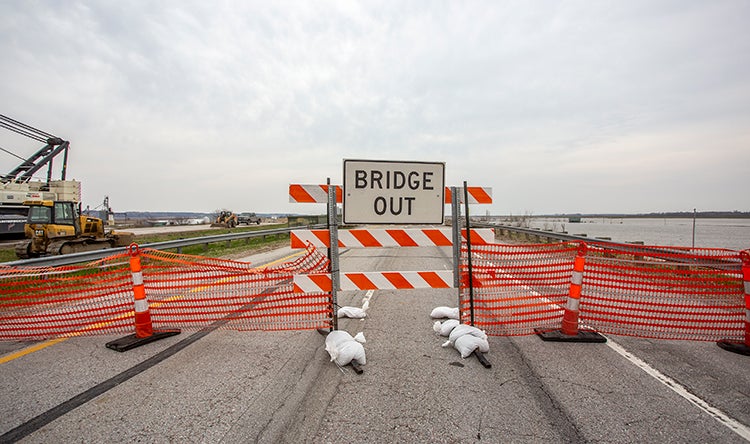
[325,330,367,366]
[433,312,490,359]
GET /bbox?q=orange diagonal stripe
[290,232,307,249]
[312,230,331,247]
[419,271,451,288]
[290,184,316,202]
[468,187,492,204]
[443,188,452,204]
[349,230,382,247]
[347,273,378,290]
[386,230,418,247]
[309,274,332,292]
[383,272,413,289]
[468,229,490,245]
[423,229,452,246]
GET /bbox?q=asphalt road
[0,244,748,443]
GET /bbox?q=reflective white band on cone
[134,298,149,313]
[132,271,143,286]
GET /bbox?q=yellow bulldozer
[210,210,238,228]
[15,200,134,259]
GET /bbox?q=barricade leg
[106,245,181,352]
[535,243,606,343]
[717,251,750,356]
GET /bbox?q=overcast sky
[1,1,748,215]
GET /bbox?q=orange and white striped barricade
[444,187,493,205]
[289,184,343,204]
[294,270,453,293]
[535,243,606,343]
[106,244,181,352]
[289,184,492,205]
[290,228,494,249]
[717,250,750,356]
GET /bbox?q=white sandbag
[325,330,367,366]
[353,332,366,343]
[446,324,487,347]
[433,319,460,337]
[332,341,367,366]
[338,306,367,318]
[430,306,459,319]
[454,334,490,358]
[326,330,354,351]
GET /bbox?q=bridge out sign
[343,159,445,224]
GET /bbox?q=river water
[505,218,750,251]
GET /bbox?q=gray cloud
[1,0,748,214]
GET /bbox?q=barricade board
[289,184,492,204]
[291,228,495,249]
[294,270,454,292]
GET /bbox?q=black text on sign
[343,160,445,224]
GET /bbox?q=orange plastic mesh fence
[578,243,744,341]
[139,246,331,332]
[0,245,332,341]
[461,242,746,341]
[0,252,134,340]
[460,242,578,336]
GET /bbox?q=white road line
[361,289,375,310]
[604,338,750,442]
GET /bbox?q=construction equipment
[211,210,238,228]
[0,114,79,237]
[15,200,134,258]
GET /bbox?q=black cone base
[534,328,607,343]
[717,340,750,356]
[106,329,181,352]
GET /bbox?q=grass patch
[0,248,17,263]
[162,231,291,259]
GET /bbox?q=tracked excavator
[15,200,134,258]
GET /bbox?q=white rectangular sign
[343,159,445,224]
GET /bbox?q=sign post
[451,186,460,289]
[327,178,339,331]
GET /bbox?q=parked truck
[237,212,261,225]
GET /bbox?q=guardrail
[3,224,327,268]
[473,222,599,244]
[6,221,741,271]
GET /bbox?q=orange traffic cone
[717,251,750,356]
[536,242,606,343]
[106,244,180,352]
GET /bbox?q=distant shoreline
[109,211,750,220]
[527,212,750,219]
